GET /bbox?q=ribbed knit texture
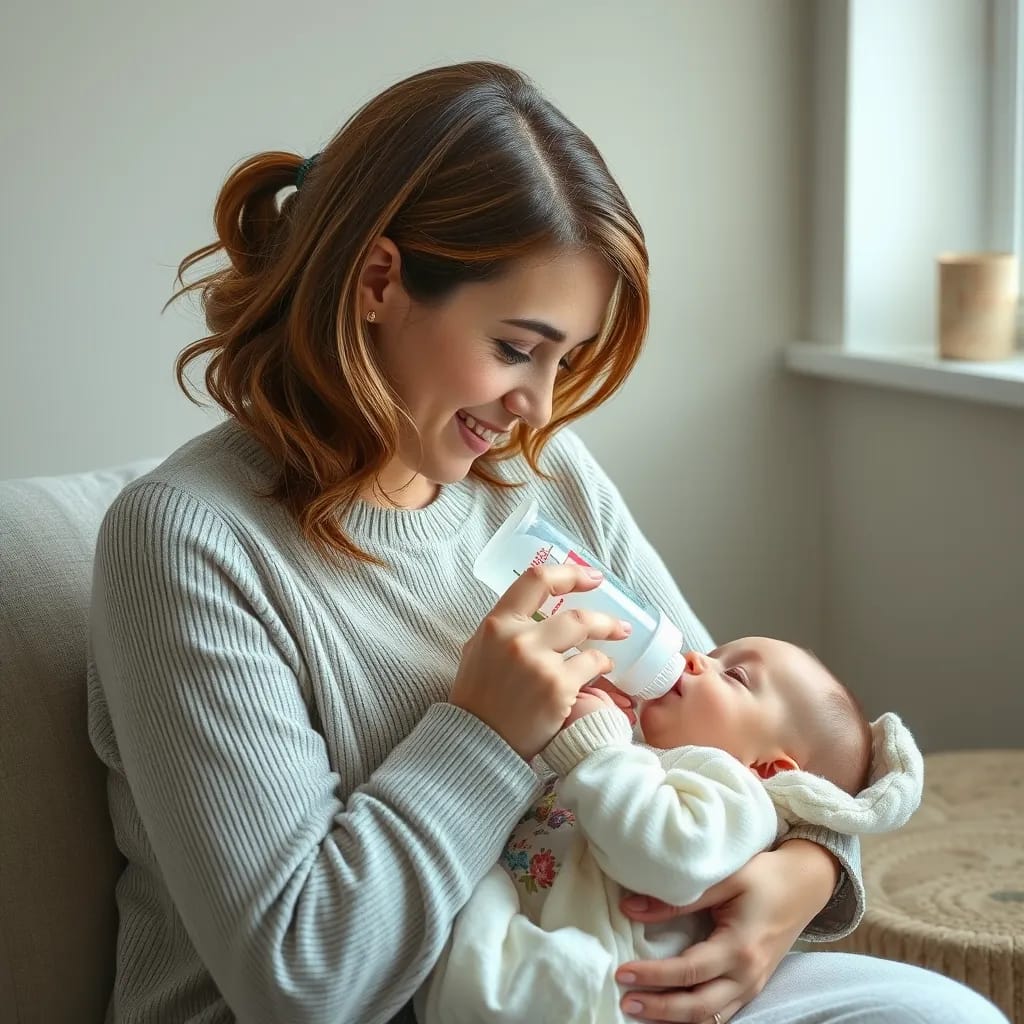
[86,420,862,1023]
[541,707,635,777]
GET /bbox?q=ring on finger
[713,1014,723,1024]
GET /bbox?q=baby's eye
[725,666,749,688]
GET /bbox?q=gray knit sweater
[87,420,862,1024]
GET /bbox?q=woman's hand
[615,839,840,1022]
[450,564,631,760]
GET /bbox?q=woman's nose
[503,379,554,430]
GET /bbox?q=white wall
[2,0,824,651]
[808,0,1024,752]
[820,384,1024,752]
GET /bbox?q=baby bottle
[473,498,685,701]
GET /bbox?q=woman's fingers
[617,939,728,992]
[660,875,739,916]
[620,895,690,923]
[537,605,632,654]
[451,564,634,758]
[563,650,616,689]
[707,999,744,1024]
[486,564,631,659]
[621,875,738,923]
[615,843,816,1023]
[492,563,604,620]
[619,977,740,1022]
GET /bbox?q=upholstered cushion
[0,461,158,1023]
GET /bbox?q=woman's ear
[750,753,800,780]
[358,236,408,321]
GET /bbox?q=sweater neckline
[343,477,480,548]
[216,418,486,549]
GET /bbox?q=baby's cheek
[638,703,679,745]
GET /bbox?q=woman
[88,62,1007,1024]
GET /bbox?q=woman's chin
[427,461,475,487]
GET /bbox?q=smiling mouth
[456,410,505,444]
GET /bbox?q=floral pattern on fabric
[527,779,576,831]
[501,779,576,895]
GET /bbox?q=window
[789,0,1024,410]
[990,0,1023,297]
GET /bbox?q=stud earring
[366,310,377,323]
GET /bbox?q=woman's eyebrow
[500,318,599,345]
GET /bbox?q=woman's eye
[495,340,573,372]
[495,341,531,365]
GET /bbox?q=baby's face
[638,637,834,768]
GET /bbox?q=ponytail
[168,150,302,342]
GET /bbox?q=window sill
[784,343,1024,411]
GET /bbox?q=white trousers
[407,950,1010,1023]
[733,951,1009,1023]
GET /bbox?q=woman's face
[363,246,616,507]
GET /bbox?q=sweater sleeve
[90,482,540,1024]
[545,431,864,939]
[541,711,779,907]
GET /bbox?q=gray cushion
[0,461,159,1023]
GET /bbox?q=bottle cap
[619,611,685,701]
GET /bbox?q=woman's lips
[455,414,491,454]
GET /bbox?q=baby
[628,636,875,795]
[415,636,923,1024]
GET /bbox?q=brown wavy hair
[171,61,649,563]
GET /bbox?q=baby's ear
[750,754,800,780]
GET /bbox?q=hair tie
[295,153,320,190]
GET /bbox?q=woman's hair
[171,61,649,563]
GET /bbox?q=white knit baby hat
[764,712,924,834]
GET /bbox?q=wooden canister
[937,252,1019,360]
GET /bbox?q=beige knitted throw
[822,750,1024,1023]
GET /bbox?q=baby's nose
[683,650,705,675]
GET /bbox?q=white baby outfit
[415,708,923,1024]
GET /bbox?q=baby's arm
[541,708,780,907]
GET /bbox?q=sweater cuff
[781,823,865,942]
[540,708,633,777]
